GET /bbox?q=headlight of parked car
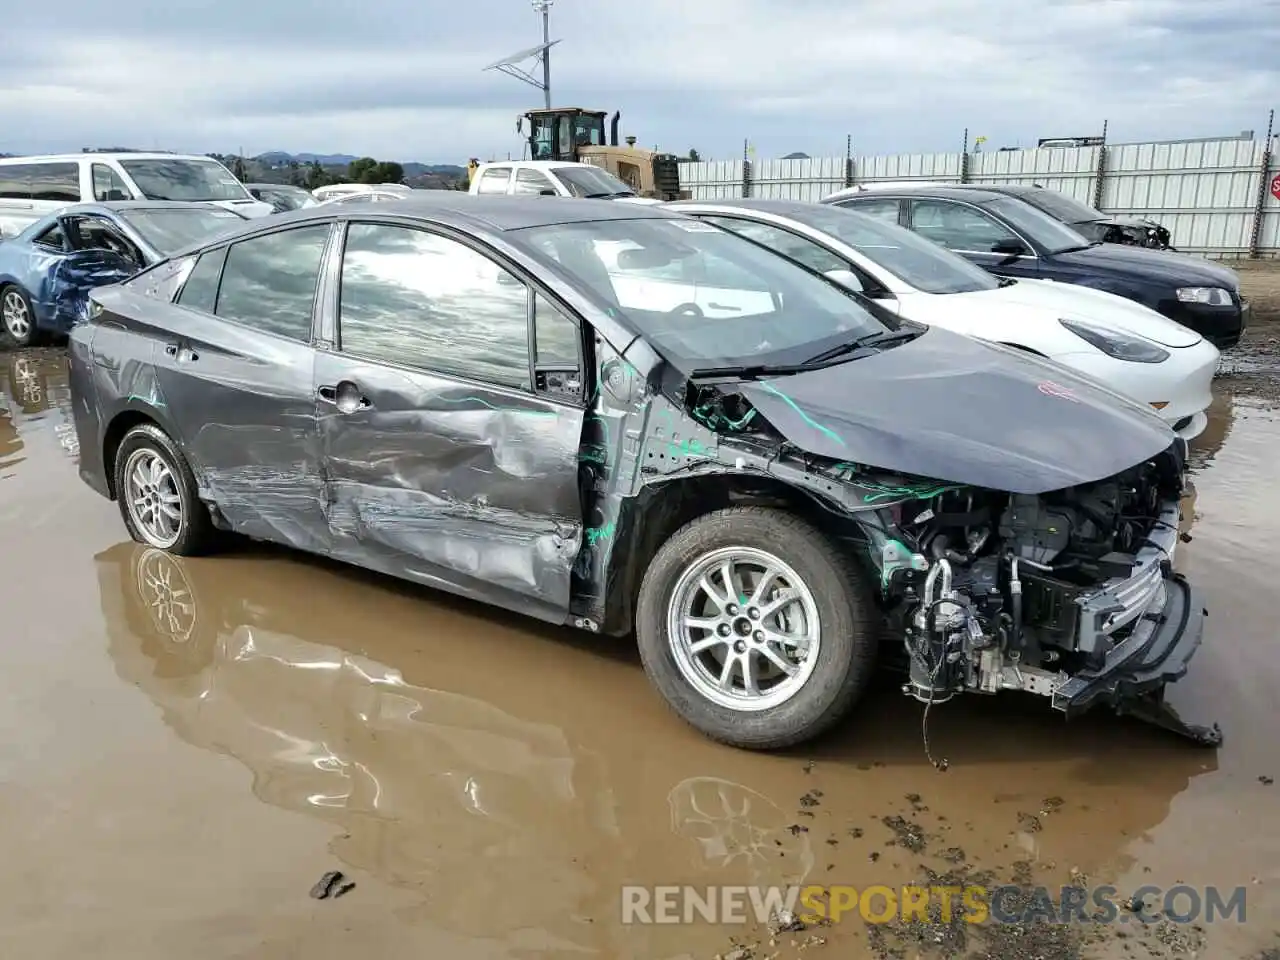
[1175,286,1232,306]
[1059,318,1170,363]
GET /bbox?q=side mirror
[823,268,864,292]
[539,188,558,196]
[991,239,1028,257]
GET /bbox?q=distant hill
[256,151,465,179]
[235,151,467,190]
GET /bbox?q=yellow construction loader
[470,107,690,200]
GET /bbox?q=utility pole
[533,0,553,108]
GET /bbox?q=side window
[843,198,902,225]
[533,292,580,367]
[29,163,81,203]
[513,169,555,195]
[476,168,512,195]
[215,224,330,340]
[0,163,35,200]
[910,200,1019,253]
[92,164,132,201]
[701,217,847,274]
[338,222,531,389]
[176,247,227,313]
[31,223,66,251]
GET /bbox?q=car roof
[825,184,1009,203]
[478,160,603,171]
[670,198,837,218]
[159,194,681,260]
[0,152,216,164]
[56,200,237,215]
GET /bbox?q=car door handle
[318,381,372,413]
[163,342,198,362]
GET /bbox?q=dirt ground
[1,264,1279,959]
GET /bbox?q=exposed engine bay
[668,379,1217,746]
[841,447,1214,740]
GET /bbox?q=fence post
[742,138,752,198]
[1248,109,1275,259]
[959,128,969,183]
[1092,119,1109,210]
[845,134,855,188]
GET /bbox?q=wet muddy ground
[2,264,1279,959]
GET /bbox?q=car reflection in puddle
[97,542,817,955]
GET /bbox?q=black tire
[112,422,218,556]
[0,285,41,348]
[635,506,880,750]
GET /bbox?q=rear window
[118,158,251,203]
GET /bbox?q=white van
[0,153,274,237]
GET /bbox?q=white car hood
[961,278,1201,347]
[612,196,664,205]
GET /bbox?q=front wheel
[635,507,880,750]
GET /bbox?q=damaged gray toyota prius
[66,195,1220,751]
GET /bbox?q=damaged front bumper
[1052,498,1207,714]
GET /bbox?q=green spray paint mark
[861,482,965,504]
[435,395,558,417]
[585,522,616,546]
[756,381,846,448]
[669,436,715,460]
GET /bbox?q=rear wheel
[635,507,880,750]
[113,423,217,556]
[1,286,39,347]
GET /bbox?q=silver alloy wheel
[666,546,821,712]
[123,448,184,549]
[135,548,197,643]
[2,289,31,340]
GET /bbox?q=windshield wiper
[804,328,923,365]
[997,276,1018,287]
[688,363,813,383]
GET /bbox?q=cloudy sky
[3,0,1277,165]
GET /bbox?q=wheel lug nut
[726,604,738,616]
[754,631,765,642]
[748,607,759,619]
[718,624,731,636]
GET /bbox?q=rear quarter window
[123,256,192,301]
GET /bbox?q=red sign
[1272,173,1280,202]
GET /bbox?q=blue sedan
[0,201,245,346]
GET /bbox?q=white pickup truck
[468,160,661,204]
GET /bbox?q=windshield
[513,216,896,368]
[1012,188,1105,224]
[980,196,1094,254]
[553,166,636,198]
[118,207,245,254]
[119,158,252,203]
[766,205,1000,294]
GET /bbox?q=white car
[469,160,662,205]
[312,182,412,203]
[667,199,1218,440]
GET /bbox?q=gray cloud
[1,0,1276,163]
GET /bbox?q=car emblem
[1037,380,1079,402]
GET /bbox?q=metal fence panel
[677,137,1278,256]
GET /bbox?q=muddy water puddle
[1,347,1278,960]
